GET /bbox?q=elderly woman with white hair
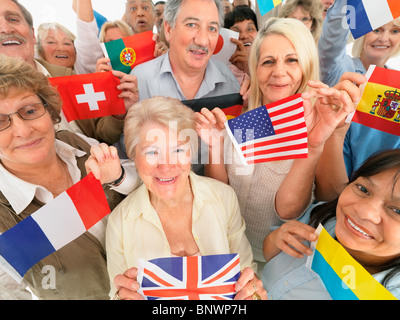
[105,96,267,300]
[195,17,363,272]
[315,0,400,201]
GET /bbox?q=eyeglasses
[0,103,47,132]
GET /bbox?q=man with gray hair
[119,0,241,172]
[131,0,239,102]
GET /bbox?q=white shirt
[0,137,141,300]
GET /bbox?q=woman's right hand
[194,107,227,148]
[113,267,143,300]
[267,221,317,259]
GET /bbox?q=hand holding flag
[0,173,111,282]
[225,94,308,165]
[137,254,241,300]
[49,71,127,122]
[306,224,397,300]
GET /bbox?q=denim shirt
[261,204,400,300]
[318,0,366,87]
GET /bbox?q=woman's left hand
[84,143,123,184]
[301,75,365,150]
[153,33,168,57]
[111,70,139,117]
[234,267,267,300]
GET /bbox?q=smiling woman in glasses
[0,54,140,300]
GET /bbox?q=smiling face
[256,34,303,105]
[362,20,400,66]
[133,121,192,203]
[39,28,76,68]
[229,19,257,54]
[0,88,56,173]
[165,0,220,75]
[335,169,400,272]
[0,0,36,66]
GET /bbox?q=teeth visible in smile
[347,218,371,237]
[56,55,68,58]
[3,40,21,45]
[373,46,388,49]
[158,177,175,182]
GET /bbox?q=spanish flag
[181,93,243,120]
[350,65,400,136]
[101,31,156,74]
[306,224,397,300]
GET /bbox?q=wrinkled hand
[234,267,267,300]
[229,38,250,75]
[84,143,122,184]
[112,70,139,114]
[113,267,143,300]
[95,57,113,73]
[269,221,317,259]
[301,75,364,149]
[153,33,168,57]
[195,107,227,147]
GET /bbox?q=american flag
[225,93,308,165]
[137,254,240,300]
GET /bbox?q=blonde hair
[247,17,320,110]
[0,54,62,124]
[124,96,197,159]
[99,20,133,43]
[36,22,76,60]
[352,18,400,58]
[279,0,323,43]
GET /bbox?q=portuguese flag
[350,65,400,136]
[101,31,156,73]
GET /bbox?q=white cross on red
[75,83,106,111]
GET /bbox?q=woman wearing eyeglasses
[0,55,140,300]
[278,0,324,44]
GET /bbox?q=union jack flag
[225,93,308,165]
[137,254,240,300]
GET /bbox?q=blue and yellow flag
[306,224,397,300]
[257,0,282,16]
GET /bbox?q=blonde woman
[36,22,77,70]
[279,0,324,43]
[195,18,362,272]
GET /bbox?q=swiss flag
[49,72,126,122]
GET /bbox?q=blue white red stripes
[0,173,110,282]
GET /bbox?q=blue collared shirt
[131,52,240,101]
[261,205,400,300]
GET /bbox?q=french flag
[0,173,110,282]
[347,0,400,39]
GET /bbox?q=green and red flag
[101,31,156,73]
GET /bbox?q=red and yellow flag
[351,66,400,136]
